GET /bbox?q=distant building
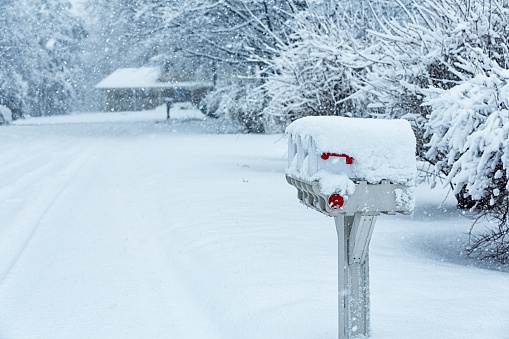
[95,66,214,112]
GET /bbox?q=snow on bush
[426,71,509,200]
[263,5,370,123]
[426,68,509,262]
[0,105,12,125]
[364,0,509,161]
[200,79,266,133]
[360,0,509,261]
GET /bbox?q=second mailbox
[285,116,417,217]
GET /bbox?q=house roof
[96,67,214,90]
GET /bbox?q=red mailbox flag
[321,153,353,164]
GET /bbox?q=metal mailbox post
[285,116,416,339]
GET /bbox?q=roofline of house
[95,82,215,90]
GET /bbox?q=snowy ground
[0,105,508,338]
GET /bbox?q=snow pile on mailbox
[286,116,416,214]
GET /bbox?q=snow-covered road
[1,108,508,338]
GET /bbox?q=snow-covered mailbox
[286,116,416,339]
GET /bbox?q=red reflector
[328,194,344,209]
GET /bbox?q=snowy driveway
[0,110,508,338]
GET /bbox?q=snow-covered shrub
[415,0,509,180]
[200,79,266,133]
[0,0,85,116]
[0,105,12,125]
[426,68,509,262]
[365,0,509,160]
[264,5,370,122]
[363,0,509,261]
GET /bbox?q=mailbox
[285,116,416,339]
[286,116,416,217]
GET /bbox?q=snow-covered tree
[28,0,87,115]
[263,1,373,124]
[0,1,31,116]
[0,0,85,116]
[426,66,509,262]
[262,0,415,127]
[364,0,505,163]
[364,0,509,261]
[362,0,474,160]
